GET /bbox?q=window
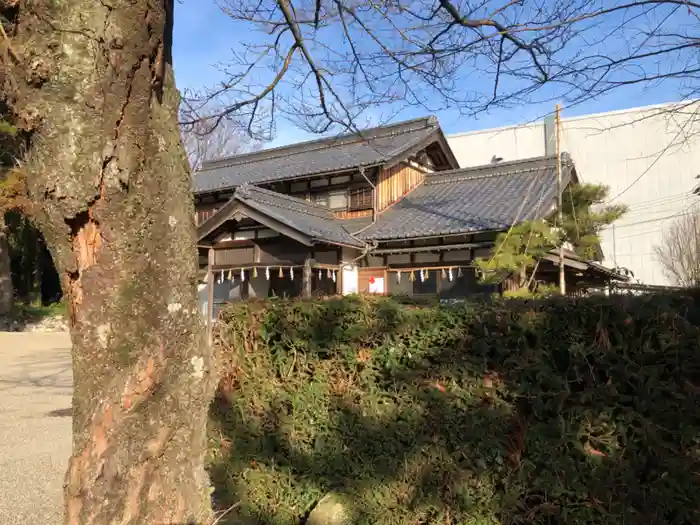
[196,208,218,225]
[310,178,329,188]
[328,190,348,210]
[313,193,329,207]
[349,187,373,209]
[291,181,308,192]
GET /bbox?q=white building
[448,101,700,286]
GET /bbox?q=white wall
[449,122,545,168]
[448,102,700,285]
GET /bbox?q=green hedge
[209,293,700,525]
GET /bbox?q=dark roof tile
[354,154,574,241]
[193,116,446,194]
[234,185,364,247]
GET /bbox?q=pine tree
[475,183,626,289]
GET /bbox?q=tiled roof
[208,185,364,247]
[354,154,574,241]
[199,154,576,248]
[193,116,450,194]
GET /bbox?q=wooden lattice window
[196,207,218,225]
[349,187,373,210]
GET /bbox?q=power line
[658,199,700,226]
[604,103,700,204]
[608,204,700,241]
[621,195,695,213]
[614,226,680,241]
[622,192,695,207]
[607,210,697,230]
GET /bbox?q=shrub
[210,293,700,525]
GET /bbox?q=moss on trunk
[2,1,216,523]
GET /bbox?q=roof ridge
[237,184,333,219]
[425,153,572,185]
[198,116,438,172]
[382,129,436,161]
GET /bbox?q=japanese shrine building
[194,116,625,315]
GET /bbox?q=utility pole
[555,104,566,295]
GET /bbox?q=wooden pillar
[303,256,312,298]
[207,248,214,345]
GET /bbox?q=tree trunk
[0,215,12,315]
[3,2,216,524]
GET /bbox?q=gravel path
[0,332,72,525]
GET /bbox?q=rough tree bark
[2,1,216,524]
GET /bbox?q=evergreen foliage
[475,183,626,288]
[211,293,700,525]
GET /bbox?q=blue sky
[173,0,688,147]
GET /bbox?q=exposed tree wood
[2,1,216,524]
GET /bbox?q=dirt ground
[0,332,72,524]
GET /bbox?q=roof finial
[237,183,251,198]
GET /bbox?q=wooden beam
[542,253,588,271]
[337,247,343,295]
[197,197,240,241]
[237,203,313,246]
[212,239,255,249]
[372,242,490,255]
[303,256,313,298]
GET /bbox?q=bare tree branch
[179,0,700,139]
[656,207,700,287]
[179,103,262,171]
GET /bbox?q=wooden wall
[358,268,386,294]
[257,238,308,265]
[210,238,340,269]
[376,163,425,211]
[213,244,255,267]
[334,209,373,219]
[196,203,220,226]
